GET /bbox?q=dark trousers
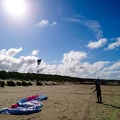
[97,91,102,103]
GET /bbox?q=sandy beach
[0,84,120,120]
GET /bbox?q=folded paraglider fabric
[0,94,47,115]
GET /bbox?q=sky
[0,0,120,80]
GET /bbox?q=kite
[0,94,47,115]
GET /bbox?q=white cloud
[6,47,22,57]
[84,20,103,40]
[66,17,103,39]
[107,61,120,71]
[105,37,120,50]
[0,47,22,57]
[98,62,120,79]
[37,20,49,27]
[0,48,120,80]
[37,20,58,27]
[0,48,38,73]
[87,38,107,49]
[38,51,119,79]
[0,49,6,55]
[62,51,87,64]
[31,50,39,56]
[50,21,58,26]
[58,51,87,76]
[82,61,109,73]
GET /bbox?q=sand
[0,84,120,120]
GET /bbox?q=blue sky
[0,0,120,80]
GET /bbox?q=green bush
[7,80,16,86]
[16,81,22,86]
[0,81,6,87]
[22,81,29,86]
[28,82,32,86]
[36,81,43,86]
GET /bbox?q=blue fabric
[0,94,47,115]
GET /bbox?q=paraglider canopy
[37,59,41,65]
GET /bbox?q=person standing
[93,80,102,104]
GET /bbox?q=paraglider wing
[37,59,41,65]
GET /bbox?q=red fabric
[10,104,18,108]
[26,95,38,101]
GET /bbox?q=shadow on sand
[102,103,120,109]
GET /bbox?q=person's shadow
[102,103,120,109]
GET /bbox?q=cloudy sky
[0,0,120,80]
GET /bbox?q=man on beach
[93,80,102,104]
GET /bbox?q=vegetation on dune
[0,81,5,87]
[0,70,120,87]
[7,80,16,86]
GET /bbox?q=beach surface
[0,84,120,120]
